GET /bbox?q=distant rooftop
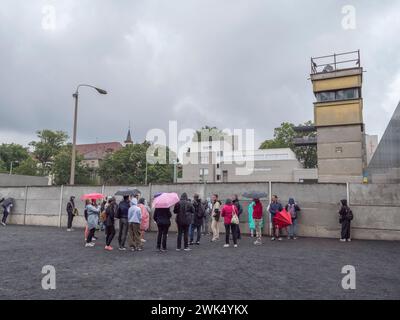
[76,142,123,160]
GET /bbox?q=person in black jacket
[104,197,117,251]
[154,207,172,252]
[66,196,76,231]
[117,196,130,251]
[190,194,205,245]
[173,193,195,251]
[339,199,353,242]
[232,195,243,240]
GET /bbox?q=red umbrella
[273,209,293,229]
[81,193,105,201]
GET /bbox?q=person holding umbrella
[269,195,283,241]
[173,193,195,251]
[152,192,179,252]
[1,198,14,226]
[85,199,100,247]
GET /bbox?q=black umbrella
[2,198,14,207]
[242,191,268,199]
[115,189,141,197]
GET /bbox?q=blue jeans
[288,219,298,237]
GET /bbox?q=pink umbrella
[152,192,180,208]
[81,193,105,201]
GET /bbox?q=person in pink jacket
[221,198,239,248]
[138,198,150,243]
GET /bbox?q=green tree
[99,142,174,185]
[260,121,317,168]
[194,126,227,142]
[52,145,92,185]
[13,157,39,176]
[0,143,30,172]
[0,159,7,173]
[29,130,69,174]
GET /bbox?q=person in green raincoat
[248,201,265,237]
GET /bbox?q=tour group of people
[65,191,354,252]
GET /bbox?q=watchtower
[310,50,366,183]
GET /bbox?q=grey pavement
[0,225,399,300]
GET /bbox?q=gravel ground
[0,225,399,300]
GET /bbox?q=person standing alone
[339,199,353,242]
[66,196,76,232]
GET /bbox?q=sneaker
[234,244,238,248]
[85,243,95,247]
[67,229,72,232]
[1,222,6,227]
[161,249,168,253]
[223,244,230,248]
[176,248,182,252]
[184,248,192,252]
[119,247,127,251]
[141,239,146,243]
[293,237,298,240]
[340,239,346,242]
[130,247,136,252]
[195,242,200,245]
[92,237,97,242]
[347,239,352,242]
[254,241,261,245]
[278,238,283,241]
[271,237,276,241]
[104,246,113,251]
[136,248,143,252]
[189,242,194,246]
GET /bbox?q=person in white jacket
[128,198,143,251]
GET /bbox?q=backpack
[196,201,206,218]
[288,204,297,220]
[346,208,354,221]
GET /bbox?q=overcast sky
[1,0,399,149]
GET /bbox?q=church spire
[124,122,133,145]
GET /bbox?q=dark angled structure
[366,102,400,183]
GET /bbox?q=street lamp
[70,84,107,185]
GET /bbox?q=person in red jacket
[221,199,238,248]
[252,199,263,245]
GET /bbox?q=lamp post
[70,84,107,185]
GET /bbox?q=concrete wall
[0,174,49,187]
[1,183,399,241]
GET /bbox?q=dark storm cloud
[0,0,399,147]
